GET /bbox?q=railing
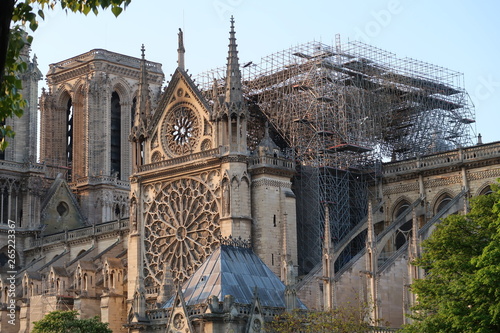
[138,148,221,172]
[0,159,45,172]
[383,141,500,175]
[49,49,163,73]
[248,155,295,169]
[68,176,130,188]
[147,308,170,320]
[146,286,159,296]
[28,219,129,249]
[370,327,400,332]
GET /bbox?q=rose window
[144,178,220,285]
[162,104,200,157]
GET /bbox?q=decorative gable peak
[166,285,194,333]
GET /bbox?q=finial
[141,44,145,59]
[477,133,483,145]
[230,15,235,29]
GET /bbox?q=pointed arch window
[131,96,137,128]
[66,98,73,180]
[0,118,4,160]
[111,91,121,177]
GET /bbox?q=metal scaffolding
[196,37,475,274]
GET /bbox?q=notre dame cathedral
[1,17,499,333]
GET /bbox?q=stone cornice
[47,58,163,86]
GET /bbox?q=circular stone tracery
[144,178,220,285]
[162,104,200,157]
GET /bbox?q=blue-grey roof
[163,244,305,309]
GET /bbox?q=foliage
[266,303,374,333]
[32,310,111,333]
[0,26,27,150]
[0,0,131,150]
[402,183,500,333]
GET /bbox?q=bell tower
[39,49,164,224]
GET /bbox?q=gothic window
[130,96,137,128]
[114,204,121,219]
[434,193,452,215]
[231,114,238,146]
[110,271,115,288]
[111,92,121,177]
[479,185,493,196]
[0,119,4,160]
[66,98,73,181]
[393,200,410,220]
[1,190,8,223]
[393,200,412,250]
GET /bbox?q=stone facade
[1,18,499,333]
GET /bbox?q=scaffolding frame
[196,37,475,274]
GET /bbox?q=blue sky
[31,0,500,144]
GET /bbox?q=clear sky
[30,0,500,144]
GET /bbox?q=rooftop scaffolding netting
[195,37,475,274]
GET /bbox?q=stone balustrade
[138,148,222,172]
[248,155,295,169]
[28,219,129,249]
[383,141,500,175]
[49,49,163,74]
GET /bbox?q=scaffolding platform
[195,36,476,274]
[325,144,373,154]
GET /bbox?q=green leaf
[111,6,123,17]
[29,20,38,32]
[38,9,45,19]
[83,5,91,15]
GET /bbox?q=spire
[225,16,243,104]
[136,44,151,126]
[177,28,185,70]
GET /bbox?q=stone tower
[39,49,164,223]
[213,17,252,240]
[3,41,42,163]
